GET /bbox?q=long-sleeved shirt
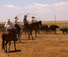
[31,19,35,23]
[14,19,18,24]
[4,22,14,29]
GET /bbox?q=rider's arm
[4,23,7,28]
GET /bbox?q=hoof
[5,50,7,52]
[19,41,21,43]
[32,38,34,40]
[15,49,17,51]
[28,38,30,40]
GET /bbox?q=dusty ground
[0,31,68,57]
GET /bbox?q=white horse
[17,24,26,42]
[14,25,22,43]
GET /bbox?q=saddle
[5,29,15,36]
[4,31,14,37]
[4,31,10,34]
[14,25,21,33]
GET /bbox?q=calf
[60,28,68,34]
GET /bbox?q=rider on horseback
[14,16,21,33]
[23,15,31,31]
[4,19,18,41]
[31,16,35,23]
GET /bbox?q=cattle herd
[39,24,68,34]
[0,23,68,34]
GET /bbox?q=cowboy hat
[6,19,10,22]
[31,16,35,18]
[15,16,17,19]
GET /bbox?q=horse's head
[39,21,42,26]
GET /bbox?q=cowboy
[23,15,27,25]
[4,19,14,32]
[14,16,21,33]
[31,16,35,23]
[4,19,18,41]
[23,15,31,31]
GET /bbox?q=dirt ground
[0,31,68,57]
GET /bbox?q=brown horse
[23,25,34,40]
[2,28,17,52]
[21,21,42,40]
[30,21,42,37]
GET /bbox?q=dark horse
[21,21,42,40]
[2,28,17,52]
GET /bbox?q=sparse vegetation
[0,21,68,57]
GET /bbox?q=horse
[21,21,42,40]
[30,21,42,37]
[20,25,28,37]
[14,25,22,43]
[1,28,17,52]
[14,28,22,43]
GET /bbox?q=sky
[0,0,68,22]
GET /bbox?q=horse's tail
[2,33,5,49]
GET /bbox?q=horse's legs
[38,29,40,34]
[30,32,34,40]
[14,41,16,51]
[35,30,37,37]
[8,41,11,52]
[28,33,30,40]
[25,32,26,37]
[5,41,8,52]
[18,34,21,43]
[20,27,23,35]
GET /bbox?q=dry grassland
[0,21,68,57]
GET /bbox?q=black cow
[60,28,68,34]
[39,24,50,33]
[49,25,59,34]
